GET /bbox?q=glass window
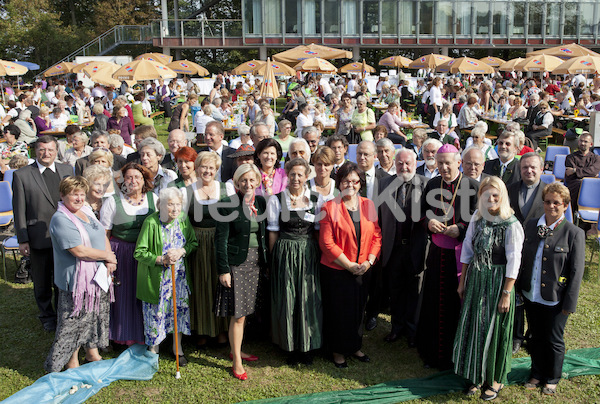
[381,0,397,35]
[264,0,281,34]
[244,0,262,34]
[420,1,434,35]
[455,3,471,36]
[399,1,416,35]
[343,0,359,35]
[474,2,490,35]
[546,3,560,36]
[437,2,453,36]
[304,0,321,34]
[285,0,299,34]
[564,3,577,36]
[528,3,543,35]
[363,0,379,34]
[580,3,596,36]
[324,0,340,34]
[512,2,526,35]
[492,2,507,35]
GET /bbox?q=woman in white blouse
[295,103,313,137]
[310,146,337,202]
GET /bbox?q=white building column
[259,46,268,60]
[440,47,449,56]
[352,46,360,61]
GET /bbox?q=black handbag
[14,256,32,284]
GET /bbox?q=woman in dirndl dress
[453,176,524,400]
[135,188,198,366]
[214,163,268,381]
[267,158,323,365]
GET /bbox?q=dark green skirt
[270,234,322,352]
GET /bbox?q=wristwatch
[502,289,511,295]
[368,258,375,266]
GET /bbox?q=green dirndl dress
[270,192,322,353]
[453,215,518,385]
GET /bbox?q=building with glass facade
[153,0,600,57]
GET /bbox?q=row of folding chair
[0,181,18,281]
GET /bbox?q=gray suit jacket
[508,180,545,227]
[13,162,73,249]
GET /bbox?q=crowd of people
[5,69,599,399]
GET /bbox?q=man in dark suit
[200,121,235,182]
[483,130,521,186]
[378,148,428,346]
[325,135,349,178]
[507,151,545,354]
[462,147,490,183]
[162,129,188,172]
[525,93,541,133]
[416,138,442,179]
[13,136,73,332]
[355,140,390,331]
[74,131,126,175]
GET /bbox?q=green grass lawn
[0,237,599,403]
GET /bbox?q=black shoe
[333,360,348,368]
[286,352,300,365]
[512,340,522,355]
[481,384,503,401]
[299,352,313,366]
[177,354,188,367]
[384,332,401,343]
[464,384,480,396]
[42,322,56,332]
[352,353,370,363]
[365,317,377,331]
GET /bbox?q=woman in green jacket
[134,187,198,365]
[214,163,268,381]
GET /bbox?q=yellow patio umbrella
[259,62,280,100]
[378,55,412,68]
[479,56,506,67]
[135,53,173,65]
[255,59,296,76]
[232,60,266,75]
[527,43,600,60]
[339,60,376,74]
[552,55,600,75]
[293,57,338,73]
[514,55,564,72]
[112,59,177,82]
[166,60,209,76]
[71,61,116,74]
[0,60,28,103]
[498,58,525,72]
[408,54,453,70]
[86,68,121,87]
[436,57,495,75]
[43,62,75,77]
[273,43,352,64]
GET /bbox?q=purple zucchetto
[436,144,459,154]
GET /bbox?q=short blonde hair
[475,176,514,220]
[59,176,89,196]
[195,151,222,170]
[88,148,114,167]
[233,163,260,190]
[83,164,112,184]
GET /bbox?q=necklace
[125,193,145,206]
[439,173,463,225]
[289,191,304,207]
[198,182,215,200]
[344,197,358,211]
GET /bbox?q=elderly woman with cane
[135,188,198,366]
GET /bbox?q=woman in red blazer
[319,162,382,368]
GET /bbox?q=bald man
[162,129,188,171]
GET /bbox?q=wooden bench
[549,127,567,147]
[150,111,165,124]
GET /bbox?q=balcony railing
[151,19,243,46]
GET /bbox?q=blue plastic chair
[575,178,600,225]
[1,235,19,281]
[348,144,358,164]
[3,169,15,186]
[544,146,570,174]
[553,155,567,181]
[593,148,600,156]
[0,182,13,228]
[540,174,556,184]
[565,202,574,223]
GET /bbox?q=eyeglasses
[341,180,361,186]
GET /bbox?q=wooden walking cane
[171,264,181,379]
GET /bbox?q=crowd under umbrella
[498,57,525,72]
[552,55,600,75]
[514,54,564,72]
[166,60,209,76]
[0,60,28,103]
[408,53,453,70]
[135,52,173,65]
[231,59,266,75]
[436,57,495,75]
[273,43,352,64]
[527,43,600,60]
[112,59,177,82]
[479,56,506,67]
[43,61,76,77]
[293,57,338,74]
[378,55,413,69]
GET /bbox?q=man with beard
[483,130,521,186]
[565,132,600,212]
[417,144,479,370]
[416,138,442,179]
[378,149,428,346]
[461,147,489,183]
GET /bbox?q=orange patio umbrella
[293,58,338,74]
[259,61,280,100]
[43,62,75,77]
[232,60,266,75]
[552,55,600,75]
[527,43,600,60]
[255,59,296,76]
[378,55,412,68]
[166,60,209,76]
[112,59,177,82]
[479,56,506,67]
[339,60,376,74]
[514,55,564,72]
[498,58,525,72]
[0,60,28,103]
[135,53,173,65]
[408,54,453,70]
[71,61,116,73]
[436,57,495,75]
[273,43,352,64]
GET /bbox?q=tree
[93,0,159,34]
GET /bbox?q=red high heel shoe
[232,367,248,381]
[229,353,259,362]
